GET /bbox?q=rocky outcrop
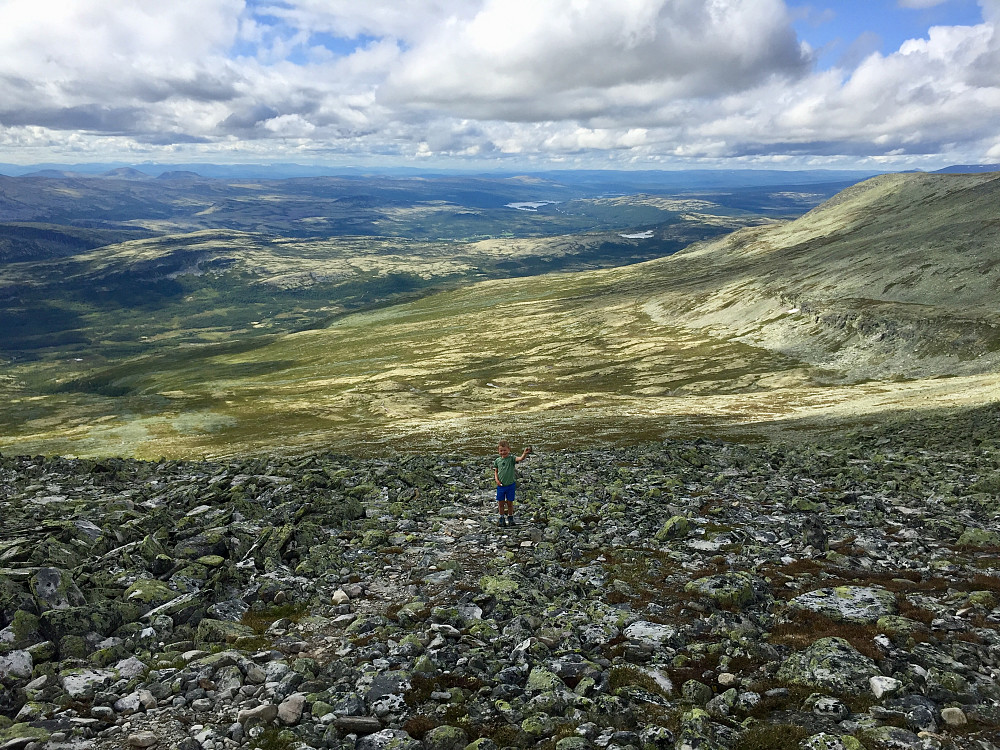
[2,405,1000,749]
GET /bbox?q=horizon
[1,1,999,172]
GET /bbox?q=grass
[733,723,809,750]
[240,603,308,635]
[768,609,882,660]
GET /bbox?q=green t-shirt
[494,455,516,486]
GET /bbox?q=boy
[494,440,532,528]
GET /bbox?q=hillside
[2,172,999,458]
[1,406,999,749]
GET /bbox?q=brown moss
[768,609,881,660]
[968,573,1000,594]
[402,715,438,740]
[733,722,808,750]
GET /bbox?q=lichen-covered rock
[859,725,922,749]
[653,515,691,542]
[356,728,422,750]
[423,725,469,750]
[776,637,881,695]
[956,526,1000,548]
[684,571,769,608]
[196,618,255,644]
[0,649,32,680]
[29,567,84,611]
[675,708,726,750]
[802,733,864,750]
[787,586,897,624]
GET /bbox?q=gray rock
[788,586,897,623]
[423,725,468,750]
[237,703,278,725]
[776,637,881,695]
[356,729,421,750]
[277,692,307,725]
[29,567,84,611]
[127,731,159,748]
[0,650,32,680]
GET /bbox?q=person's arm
[494,466,501,485]
[515,445,532,463]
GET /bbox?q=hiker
[494,440,532,528]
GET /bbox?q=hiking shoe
[506,516,516,527]
[497,517,507,529]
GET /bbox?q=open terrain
[1,404,999,750]
[0,170,875,458]
[2,171,998,458]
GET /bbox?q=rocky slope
[2,404,1000,750]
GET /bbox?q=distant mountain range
[0,161,886,186]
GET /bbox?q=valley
[2,170,999,459]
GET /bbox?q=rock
[653,515,691,541]
[423,725,469,750]
[29,567,84,611]
[127,731,159,748]
[684,571,769,608]
[237,703,278,725]
[776,637,882,695]
[332,588,351,605]
[356,728,421,750]
[940,707,967,726]
[0,650,32,680]
[787,586,898,623]
[277,692,307,725]
[869,676,903,699]
[61,668,116,700]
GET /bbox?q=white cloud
[0,0,998,168]
[381,0,811,121]
[898,0,948,8]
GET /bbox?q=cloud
[898,0,949,8]
[381,0,811,122]
[0,0,998,168]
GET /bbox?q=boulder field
[1,405,1000,750]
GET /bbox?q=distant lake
[506,200,559,211]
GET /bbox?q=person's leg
[496,485,507,527]
[506,484,516,525]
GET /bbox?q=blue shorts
[496,483,516,503]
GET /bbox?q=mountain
[3,171,996,459]
[934,163,1000,173]
[101,167,154,179]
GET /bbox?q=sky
[0,0,998,171]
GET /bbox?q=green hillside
[3,172,999,458]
